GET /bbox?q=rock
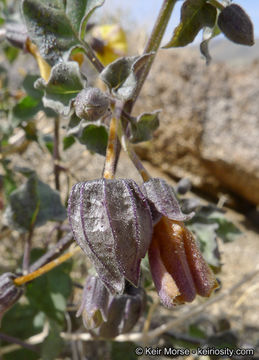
[134,49,259,205]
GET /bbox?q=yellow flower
[91,24,128,66]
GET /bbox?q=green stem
[208,0,225,11]
[80,39,104,73]
[128,0,177,111]
[115,102,151,182]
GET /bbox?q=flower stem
[53,116,61,191]
[80,39,104,73]
[103,116,119,179]
[115,103,151,182]
[14,246,80,286]
[208,0,225,11]
[127,0,177,111]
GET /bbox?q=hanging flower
[77,275,145,338]
[142,178,218,307]
[68,178,153,294]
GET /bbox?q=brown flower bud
[218,4,254,46]
[0,273,23,322]
[74,87,110,121]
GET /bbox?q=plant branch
[115,102,151,182]
[14,245,80,286]
[80,39,104,73]
[29,231,74,272]
[208,0,225,11]
[0,333,39,354]
[127,0,177,111]
[103,115,119,179]
[54,116,61,191]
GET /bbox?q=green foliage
[187,205,241,268]
[67,113,108,155]
[130,111,160,143]
[164,0,217,48]
[4,171,66,232]
[35,61,85,115]
[26,261,72,323]
[100,54,154,101]
[22,0,104,65]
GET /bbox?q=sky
[100,0,259,44]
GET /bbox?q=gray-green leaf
[130,110,160,143]
[35,61,85,115]
[164,0,217,48]
[100,54,154,101]
[22,0,104,65]
[4,173,66,232]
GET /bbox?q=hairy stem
[208,0,225,11]
[29,232,74,272]
[14,246,80,286]
[22,228,34,274]
[127,0,177,112]
[115,102,151,182]
[54,116,60,191]
[0,333,39,354]
[80,39,104,73]
[103,116,119,179]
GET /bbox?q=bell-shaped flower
[77,275,145,338]
[68,178,153,294]
[142,178,218,307]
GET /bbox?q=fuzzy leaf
[4,174,66,232]
[68,179,153,294]
[130,111,160,143]
[164,0,217,48]
[35,61,85,115]
[142,178,194,222]
[12,96,41,125]
[100,54,154,101]
[22,0,104,65]
[77,123,108,155]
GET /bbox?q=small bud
[0,273,23,322]
[76,276,110,329]
[175,178,192,195]
[218,4,254,46]
[74,87,110,121]
[78,276,145,338]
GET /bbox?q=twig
[29,232,74,272]
[0,333,39,354]
[14,245,80,286]
[54,116,61,191]
[60,266,259,344]
[103,116,119,179]
[22,228,34,274]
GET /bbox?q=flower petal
[183,227,218,297]
[142,178,194,222]
[151,217,197,304]
[68,181,124,294]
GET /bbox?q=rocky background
[133,41,259,208]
